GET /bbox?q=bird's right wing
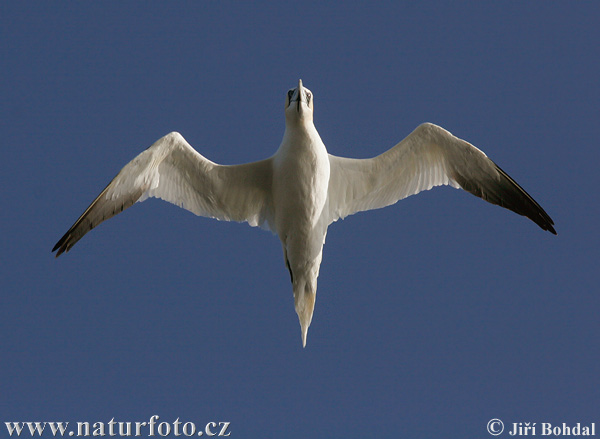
[53,132,273,256]
[326,123,555,234]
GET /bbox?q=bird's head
[285,79,314,124]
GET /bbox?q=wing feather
[326,123,555,234]
[53,132,273,256]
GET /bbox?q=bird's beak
[297,79,303,112]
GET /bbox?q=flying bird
[53,80,556,346]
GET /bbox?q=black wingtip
[491,163,557,236]
[537,207,556,235]
[51,244,63,258]
[52,234,69,257]
[533,214,556,235]
[536,210,556,235]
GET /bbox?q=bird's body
[273,97,331,344]
[53,80,556,346]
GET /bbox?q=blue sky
[2,2,598,437]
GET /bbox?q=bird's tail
[294,278,316,348]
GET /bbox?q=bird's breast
[272,136,330,234]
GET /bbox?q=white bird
[53,80,556,347]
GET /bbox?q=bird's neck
[280,121,324,153]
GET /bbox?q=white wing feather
[326,123,555,233]
[53,132,273,256]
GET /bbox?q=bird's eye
[306,92,312,102]
[287,90,294,100]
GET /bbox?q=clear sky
[2,2,599,437]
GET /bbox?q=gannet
[53,80,556,347]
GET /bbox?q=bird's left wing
[53,132,273,256]
[326,123,555,234]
